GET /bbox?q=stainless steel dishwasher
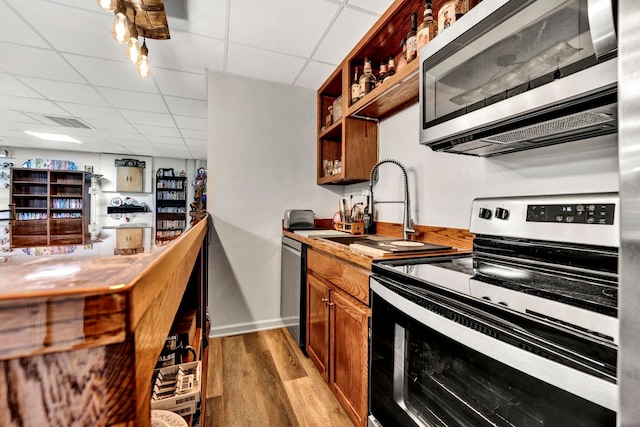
[280,235,306,350]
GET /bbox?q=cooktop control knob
[495,207,509,220]
[479,207,492,219]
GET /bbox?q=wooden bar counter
[0,216,209,427]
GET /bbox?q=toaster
[284,209,315,230]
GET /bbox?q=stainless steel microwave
[419,0,617,157]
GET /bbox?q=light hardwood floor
[205,328,354,427]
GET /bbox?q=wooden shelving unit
[10,168,90,248]
[316,0,427,185]
[155,171,188,244]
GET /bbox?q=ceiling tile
[0,42,84,83]
[295,60,338,89]
[8,0,123,60]
[227,43,306,85]
[228,0,339,58]
[149,32,225,74]
[346,0,395,15]
[96,88,169,113]
[151,138,187,147]
[174,115,207,131]
[19,77,109,106]
[0,73,43,98]
[56,103,124,121]
[124,111,174,127]
[134,124,180,137]
[126,147,163,157]
[0,95,68,115]
[167,0,227,40]
[184,139,209,148]
[83,119,138,132]
[98,131,147,142]
[158,149,196,158]
[62,54,159,93]
[106,138,151,148]
[165,96,207,118]
[0,109,42,124]
[313,8,379,65]
[180,129,208,140]
[0,1,48,48]
[152,68,207,100]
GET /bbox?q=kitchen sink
[321,235,369,246]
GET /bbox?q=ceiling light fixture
[111,0,130,44]
[126,20,141,64]
[25,131,82,143]
[96,0,116,12]
[137,39,151,78]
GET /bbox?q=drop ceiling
[0,0,394,160]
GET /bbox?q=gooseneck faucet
[369,159,416,240]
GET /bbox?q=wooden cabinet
[330,289,370,427]
[115,227,144,255]
[307,273,330,381]
[155,173,187,244]
[306,248,371,427]
[10,168,90,248]
[316,0,429,185]
[117,165,144,192]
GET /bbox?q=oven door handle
[371,279,618,411]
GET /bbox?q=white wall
[207,72,339,337]
[354,105,619,230]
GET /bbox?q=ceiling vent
[43,116,91,129]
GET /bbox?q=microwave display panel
[423,0,597,128]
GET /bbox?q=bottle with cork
[396,38,408,73]
[406,12,418,63]
[417,1,438,55]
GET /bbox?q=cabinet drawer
[307,249,371,305]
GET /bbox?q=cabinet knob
[327,302,335,307]
[321,297,328,303]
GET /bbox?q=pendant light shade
[126,23,140,64]
[96,0,116,12]
[111,0,130,44]
[137,40,151,78]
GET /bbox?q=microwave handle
[587,0,617,58]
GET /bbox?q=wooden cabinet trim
[307,248,371,305]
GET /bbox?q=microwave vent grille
[484,111,615,144]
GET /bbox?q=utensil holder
[334,221,364,235]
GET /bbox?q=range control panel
[526,203,615,225]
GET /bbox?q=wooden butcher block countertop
[283,221,474,270]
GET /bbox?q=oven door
[369,277,617,427]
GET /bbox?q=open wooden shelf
[316,0,425,186]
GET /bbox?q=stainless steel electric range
[369,193,619,427]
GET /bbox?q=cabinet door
[117,167,143,192]
[306,273,330,382]
[330,289,371,427]
[114,228,144,255]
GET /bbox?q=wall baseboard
[209,318,285,338]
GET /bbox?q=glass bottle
[385,55,396,82]
[351,66,361,104]
[378,62,387,86]
[437,0,480,33]
[406,12,418,63]
[359,57,377,97]
[396,38,408,73]
[417,2,438,54]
